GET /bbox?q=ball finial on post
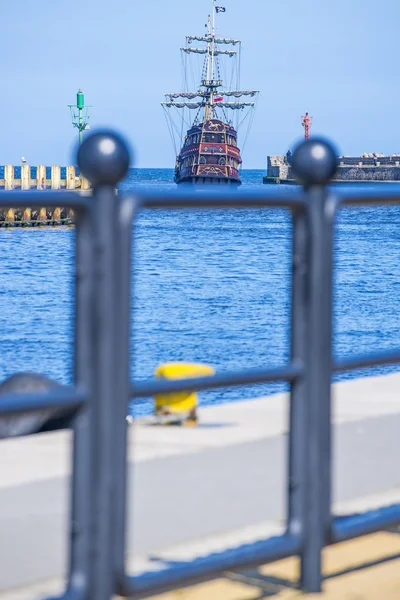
[291,138,338,187]
[77,130,131,187]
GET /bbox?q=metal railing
[0,131,399,599]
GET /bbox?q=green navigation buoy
[68,89,92,145]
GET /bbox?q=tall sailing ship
[162,0,259,186]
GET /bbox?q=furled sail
[181,47,237,57]
[214,49,237,56]
[165,92,206,99]
[162,101,255,110]
[220,90,259,97]
[165,90,259,100]
[181,47,207,55]
[215,102,256,109]
[161,102,204,109]
[187,35,241,45]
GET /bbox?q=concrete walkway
[1,371,400,597]
[147,529,400,600]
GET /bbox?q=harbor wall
[332,166,400,181]
[264,155,400,183]
[0,166,90,225]
[0,166,90,191]
[0,207,76,226]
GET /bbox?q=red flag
[214,96,223,103]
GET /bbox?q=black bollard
[0,373,78,438]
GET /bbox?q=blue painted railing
[0,131,399,599]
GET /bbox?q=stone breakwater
[0,206,77,226]
[0,165,92,226]
[263,154,400,184]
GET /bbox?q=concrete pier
[0,165,92,225]
[0,371,400,597]
[21,164,30,190]
[51,166,61,190]
[36,165,46,190]
[66,165,76,190]
[263,154,400,184]
[0,165,90,191]
[4,165,13,190]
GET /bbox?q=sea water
[1,169,400,416]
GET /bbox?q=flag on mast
[215,6,226,13]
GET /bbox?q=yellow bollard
[154,362,215,426]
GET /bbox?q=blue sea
[2,168,400,416]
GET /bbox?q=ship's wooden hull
[175,174,241,186]
[175,119,243,186]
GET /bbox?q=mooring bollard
[153,362,215,425]
[0,373,77,439]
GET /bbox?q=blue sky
[1,0,399,168]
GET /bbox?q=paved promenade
[147,528,400,600]
[1,371,400,598]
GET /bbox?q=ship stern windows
[204,133,224,143]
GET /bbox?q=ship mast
[206,15,211,83]
[209,0,217,118]
[161,1,259,139]
[205,1,217,120]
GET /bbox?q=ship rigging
[162,0,259,185]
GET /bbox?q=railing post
[64,179,94,598]
[77,130,130,600]
[113,193,136,596]
[291,139,338,592]
[287,201,308,540]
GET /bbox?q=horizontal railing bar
[331,504,400,543]
[130,189,307,210]
[131,361,302,398]
[333,349,400,372]
[0,191,88,210]
[341,192,400,207]
[0,388,87,418]
[122,532,300,599]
